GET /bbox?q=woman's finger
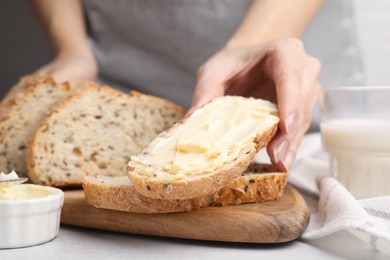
[189,79,225,114]
[265,38,305,136]
[267,48,321,171]
[272,56,321,171]
[264,39,306,169]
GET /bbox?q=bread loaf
[83,163,288,213]
[28,84,185,187]
[0,77,87,177]
[128,96,280,200]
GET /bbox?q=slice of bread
[28,85,185,187]
[128,96,280,200]
[0,77,88,177]
[83,163,288,213]
[0,75,52,121]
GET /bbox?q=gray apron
[83,0,252,107]
[83,0,364,129]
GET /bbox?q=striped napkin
[287,133,390,256]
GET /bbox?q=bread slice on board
[128,96,280,200]
[28,85,185,187]
[0,77,89,177]
[84,163,288,213]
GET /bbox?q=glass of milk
[320,86,390,199]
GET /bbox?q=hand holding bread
[192,39,321,171]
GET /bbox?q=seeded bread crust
[28,84,185,187]
[128,101,279,200]
[0,77,81,177]
[83,163,288,213]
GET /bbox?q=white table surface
[1,224,388,260]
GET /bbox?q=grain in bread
[128,96,280,200]
[28,85,185,187]
[83,163,288,213]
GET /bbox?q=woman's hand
[191,38,321,171]
[30,0,96,83]
[35,50,98,83]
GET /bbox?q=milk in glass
[320,119,390,199]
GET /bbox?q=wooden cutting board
[61,185,309,243]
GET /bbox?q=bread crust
[128,103,279,200]
[83,163,288,213]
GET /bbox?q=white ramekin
[0,184,64,249]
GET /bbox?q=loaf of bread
[83,163,288,213]
[0,77,89,177]
[128,96,280,200]
[28,84,185,187]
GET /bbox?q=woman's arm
[30,0,89,56]
[227,0,324,47]
[29,0,97,82]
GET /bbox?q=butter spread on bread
[128,96,279,200]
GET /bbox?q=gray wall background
[0,0,53,98]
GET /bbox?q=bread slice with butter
[83,163,288,213]
[28,84,185,187]
[0,76,91,177]
[128,96,280,200]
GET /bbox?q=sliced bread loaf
[83,163,288,213]
[128,96,280,200]
[28,85,185,187]
[0,77,88,177]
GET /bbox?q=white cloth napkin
[286,133,390,255]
